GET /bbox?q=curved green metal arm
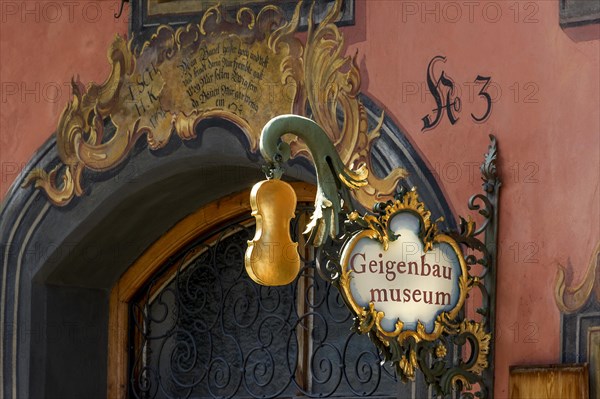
[260,114,368,246]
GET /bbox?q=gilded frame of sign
[337,189,486,384]
[339,189,470,335]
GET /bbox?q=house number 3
[421,55,493,132]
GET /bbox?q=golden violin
[245,179,300,286]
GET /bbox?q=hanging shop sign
[334,188,490,386]
[246,113,500,396]
[340,192,468,335]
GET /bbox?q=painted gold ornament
[22,0,407,209]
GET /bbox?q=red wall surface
[1,1,599,397]
[0,0,129,197]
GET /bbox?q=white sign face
[346,213,462,333]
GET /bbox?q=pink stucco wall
[1,1,598,397]
[0,0,128,197]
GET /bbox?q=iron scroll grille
[128,207,403,399]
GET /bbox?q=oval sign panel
[339,189,469,341]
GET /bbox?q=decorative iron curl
[468,193,494,237]
[315,240,344,283]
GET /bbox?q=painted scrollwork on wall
[555,242,600,313]
[555,243,600,399]
[22,0,407,208]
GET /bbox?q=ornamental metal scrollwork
[22,0,407,208]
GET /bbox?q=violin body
[245,179,300,286]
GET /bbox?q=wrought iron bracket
[469,134,501,399]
